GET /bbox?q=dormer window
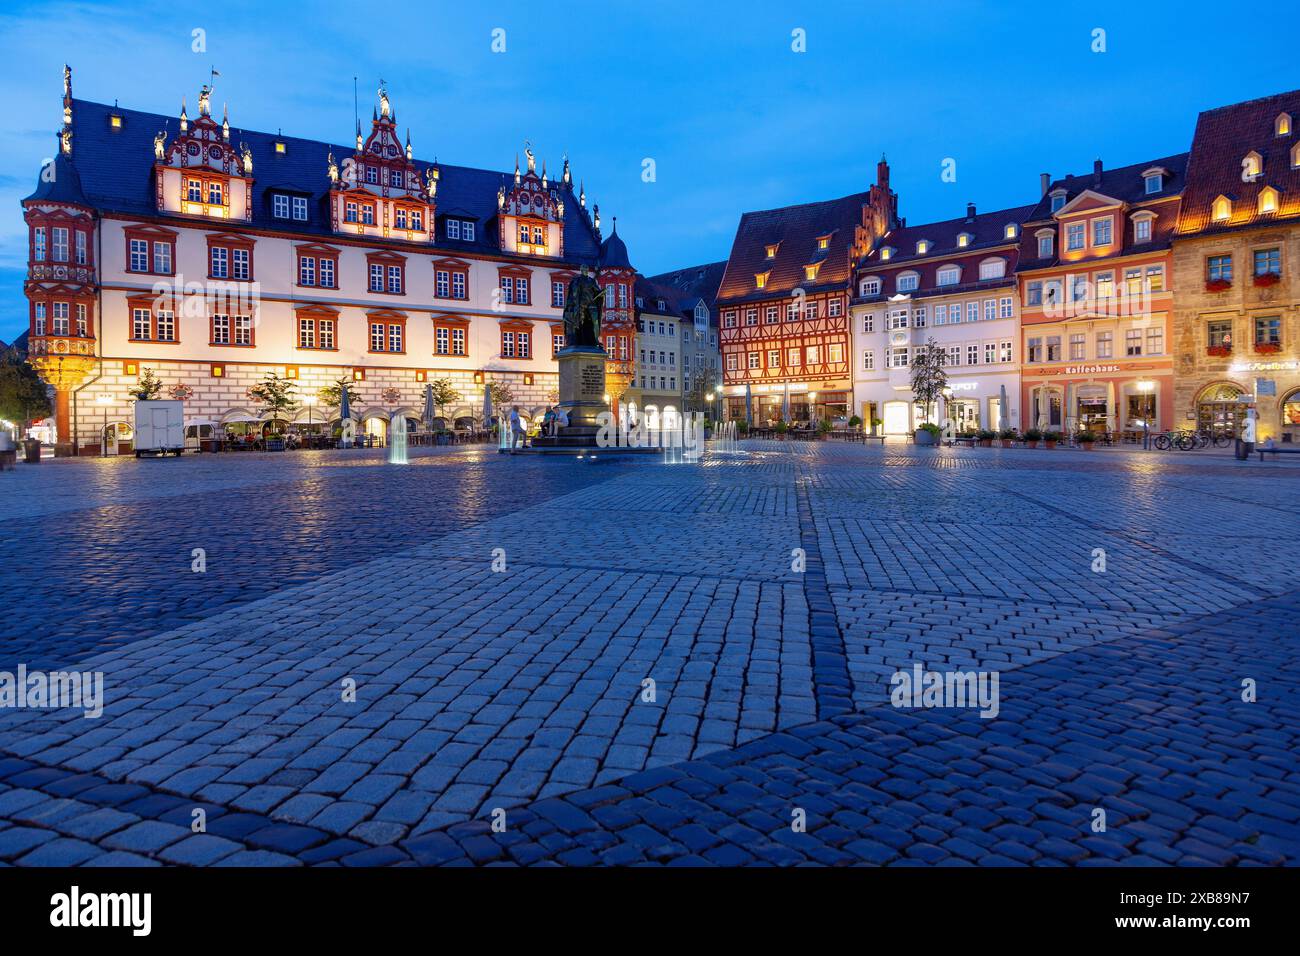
[804,263,821,282]
[1144,172,1163,194]
[879,246,894,261]
[897,271,919,292]
[1293,143,1300,169]
[936,265,960,287]
[765,243,779,259]
[859,277,881,296]
[1036,229,1054,258]
[815,234,831,251]
[1212,195,1232,222]
[1131,211,1155,243]
[755,271,770,290]
[274,142,286,155]
[1277,112,1292,137]
[1259,186,1280,215]
[109,114,123,130]
[1049,190,1067,213]
[1004,224,1018,239]
[916,240,930,255]
[1243,151,1263,182]
[978,257,1006,280]
[956,232,972,248]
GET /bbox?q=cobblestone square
[0,442,1296,866]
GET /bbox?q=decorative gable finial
[593,203,600,232]
[355,118,362,151]
[562,153,571,185]
[222,104,230,142]
[378,80,390,119]
[542,161,548,188]
[525,140,535,173]
[579,181,586,208]
[61,64,73,128]
[60,127,72,156]
[180,98,188,133]
[198,85,212,116]
[514,154,521,184]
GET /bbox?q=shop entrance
[1196,384,1248,438]
[948,399,981,433]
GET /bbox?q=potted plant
[870,416,883,436]
[999,427,1018,448]
[909,338,947,446]
[848,415,862,431]
[1205,278,1232,292]
[775,420,788,440]
[736,420,749,436]
[1254,342,1282,354]
[1205,344,1232,357]
[975,428,995,447]
[1253,272,1281,288]
[1075,429,1097,450]
[1023,428,1042,448]
[817,418,833,439]
[1042,430,1062,449]
[915,422,941,446]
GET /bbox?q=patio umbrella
[999,384,1009,432]
[744,383,753,427]
[482,383,492,431]
[782,381,790,423]
[423,383,435,432]
[338,382,352,447]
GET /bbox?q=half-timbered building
[715,159,899,424]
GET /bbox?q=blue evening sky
[1,0,1295,341]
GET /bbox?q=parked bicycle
[1153,429,1196,451]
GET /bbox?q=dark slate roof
[1023,153,1189,224]
[50,98,604,264]
[645,260,726,326]
[599,224,632,269]
[633,275,685,317]
[716,192,870,305]
[24,143,91,206]
[1179,88,1300,237]
[858,203,1035,270]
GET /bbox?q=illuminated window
[1212,196,1232,221]
[1243,151,1263,181]
[1276,113,1292,137]
[1259,186,1279,215]
[755,272,769,289]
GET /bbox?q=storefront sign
[1229,360,1299,373]
[1064,364,1120,375]
[1257,378,1277,397]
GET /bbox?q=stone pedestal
[533,346,609,448]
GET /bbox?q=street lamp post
[96,392,113,457]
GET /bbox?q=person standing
[509,406,526,453]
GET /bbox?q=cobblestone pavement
[0,441,1295,866]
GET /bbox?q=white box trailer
[133,400,186,457]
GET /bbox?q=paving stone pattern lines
[0,450,629,670]
[794,478,852,720]
[971,475,1273,600]
[3,586,1292,866]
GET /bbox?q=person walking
[509,405,526,453]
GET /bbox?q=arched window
[978,257,1006,280]
[1276,112,1292,137]
[1242,151,1263,181]
[1212,195,1232,222]
[896,271,920,292]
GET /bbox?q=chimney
[1093,158,1103,185]
[966,202,976,221]
[1040,172,1050,197]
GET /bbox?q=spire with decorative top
[405,129,412,160]
[541,161,548,189]
[562,154,571,185]
[62,64,72,128]
[355,118,362,150]
[180,98,188,133]
[579,181,586,208]
[514,155,521,185]
[222,104,230,142]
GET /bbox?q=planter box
[914,429,938,446]
[1024,440,1039,449]
[1044,441,1058,450]
[999,439,1013,448]
[1079,442,1094,450]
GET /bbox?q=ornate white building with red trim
[21,69,632,454]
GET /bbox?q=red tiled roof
[716,192,871,304]
[1178,89,1300,237]
[860,203,1036,270]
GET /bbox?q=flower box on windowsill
[1205,279,1232,292]
[1254,342,1282,354]
[1253,273,1281,288]
[1206,345,1232,357]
